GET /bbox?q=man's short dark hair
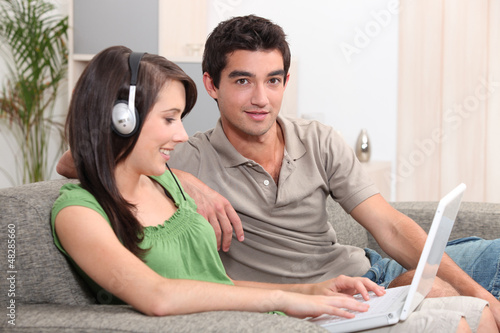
[202,15,291,88]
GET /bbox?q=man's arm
[56,150,78,179]
[351,193,500,328]
[170,168,244,252]
[56,151,244,251]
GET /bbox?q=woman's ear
[203,72,218,100]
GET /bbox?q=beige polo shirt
[170,116,378,283]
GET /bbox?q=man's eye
[236,78,248,84]
[269,78,282,84]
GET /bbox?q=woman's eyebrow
[159,108,182,114]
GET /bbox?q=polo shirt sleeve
[169,135,204,176]
[319,124,379,213]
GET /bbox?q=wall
[0,55,14,187]
[0,0,69,188]
[206,0,399,164]
[0,0,399,190]
[396,0,500,203]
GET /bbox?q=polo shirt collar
[210,116,307,168]
[278,116,307,161]
[210,118,248,167]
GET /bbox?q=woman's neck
[114,163,147,202]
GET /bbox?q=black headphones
[111,52,146,137]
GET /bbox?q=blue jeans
[362,237,500,298]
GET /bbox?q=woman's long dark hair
[66,46,197,258]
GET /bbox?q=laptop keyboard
[309,286,409,324]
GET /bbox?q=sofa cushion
[0,179,95,305]
[9,304,326,332]
[367,201,500,258]
[326,197,368,249]
[394,201,500,241]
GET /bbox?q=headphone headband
[129,52,144,86]
[111,51,146,137]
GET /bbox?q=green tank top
[51,171,233,304]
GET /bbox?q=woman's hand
[278,291,370,319]
[308,275,386,301]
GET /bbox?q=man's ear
[203,72,218,100]
[284,72,290,90]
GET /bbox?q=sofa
[1,179,499,332]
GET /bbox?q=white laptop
[308,183,466,333]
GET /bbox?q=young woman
[51,45,385,318]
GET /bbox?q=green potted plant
[0,0,68,185]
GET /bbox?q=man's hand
[473,288,500,330]
[56,151,244,251]
[490,299,500,330]
[352,195,500,330]
[172,169,244,252]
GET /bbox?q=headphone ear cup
[111,100,139,137]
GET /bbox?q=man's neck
[224,121,285,183]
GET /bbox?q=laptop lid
[399,182,466,319]
[309,183,466,332]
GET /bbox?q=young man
[57,15,499,331]
[166,15,500,331]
